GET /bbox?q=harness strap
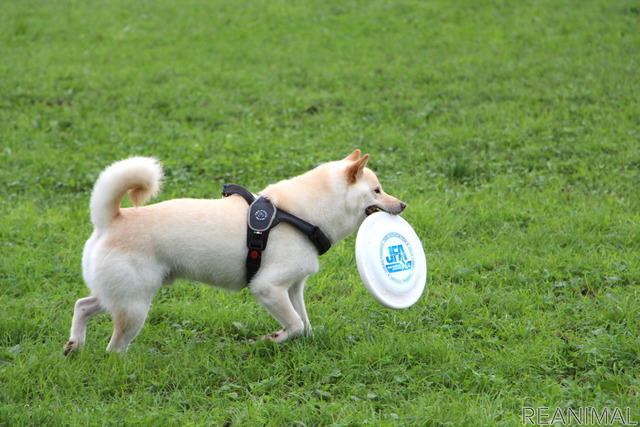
[222,184,254,204]
[222,184,332,283]
[275,210,331,255]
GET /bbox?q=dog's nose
[400,202,407,211]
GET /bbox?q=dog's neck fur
[260,160,365,245]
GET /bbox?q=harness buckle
[247,230,269,251]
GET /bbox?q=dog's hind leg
[63,296,105,355]
[288,279,312,334]
[105,300,152,353]
[251,279,306,343]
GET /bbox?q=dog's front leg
[250,279,306,343]
[288,279,312,334]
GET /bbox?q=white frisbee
[355,212,427,309]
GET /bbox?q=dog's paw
[63,340,79,356]
[261,328,289,343]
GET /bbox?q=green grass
[1,0,639,425]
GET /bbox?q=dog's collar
[223,185,332,283]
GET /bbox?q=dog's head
[342,149,406,220]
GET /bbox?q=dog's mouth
[365,205,383,216]
[365,202,407,216]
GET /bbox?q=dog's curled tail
[90,157,163,231]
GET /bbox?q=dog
[63,150,405,354]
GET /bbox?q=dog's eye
[374,187,381,194]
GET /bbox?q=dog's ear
[344,149,362,162]
[345,154,370,184]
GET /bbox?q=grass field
[1,0,639,425]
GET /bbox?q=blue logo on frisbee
[380,232,415,285]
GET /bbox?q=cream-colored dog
[64,150,405,354]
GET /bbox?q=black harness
[222,184,332,283]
